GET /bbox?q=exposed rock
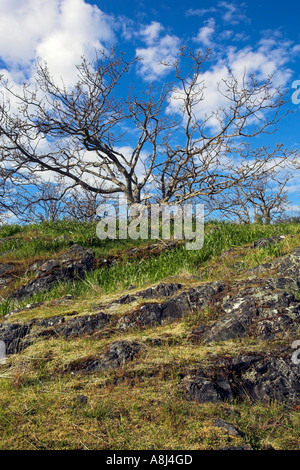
[233,356,300,404]
[11,275,61,300]
[136,302,163,326]
[41,312,110,338]
[213,418,244,437]
[0,322,33,354]
[39,315,66,328]
[114,283,182,305]
[11,245,95,299]
[0,263,15,288]
[179,355,300,405]
[117,280,225,330]
[202,275,300,343]
[0,311,110,355]
[117,315,135,330]
[188,281,225,310]
[139,283,182,299]
[0,263,15,276]
[253,236,286,248]
[68,340,142,373]
[114,294,137,305]
[2,240,300,412]
[247,247,300,278]
[0,276,12,287]
[28,260,44,272]
[179,369,233,404]
[36,259,60,274]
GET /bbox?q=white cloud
[185,7,217,17]
[218,1,249,25]
[0,0,115,85]
[140,21,164,46]
[136,23,180,81]
[193,18,216,46]
[186,1,248,25]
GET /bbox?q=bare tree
[0,47,297,218]
[211,160,292,224]
[250,173,291,225]
[28,180,69,223]
[65,187,104,221]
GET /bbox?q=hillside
[0,221,299,450]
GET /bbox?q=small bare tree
[29,180,69,223]
[211,160,292,224]
[65,187,104,221]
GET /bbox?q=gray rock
[0,322,33,354]
[236,357,300,404]
[45,312,110,338]
[114,294,137,305]
[69,340,142,373]
[36,259,60,274]
[117,281,225,330]
[11,245,95,299]
[180,355,300,405]
[137,303,163,326]
[253,236,286,248]
[140,283,182,299]
[213,418,244,437]
[179,370,233,404]
[0,263,15,276]
[202,274,300,343]
[39,316,66,328]
[115,283,182,305]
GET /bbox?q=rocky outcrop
[252,235,287,248]
[0,263,16,287]
[11,245,95,299]
[247,247,300,278]
[200,275,300,343]
[68,340,142,373]
[0,322,33,354]
[114,282,182,305]
[0,311,110,355]
[117,281,224,329]
[42,312,110,338]
[0,263,15,276]
[213,418,244,437]
[179,354,300,405]
[47,312,110,338]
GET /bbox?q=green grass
[1,220,299,316]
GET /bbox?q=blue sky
[1,0,300,212]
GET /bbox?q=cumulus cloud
[136,22,180,81]
[186,1,248,25]
[0,0,115,85]
[185,7,217,17]
[140,21,164,46]
[218,1,249,25]
[193,18,216,46]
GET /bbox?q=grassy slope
[0,220,299,450]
